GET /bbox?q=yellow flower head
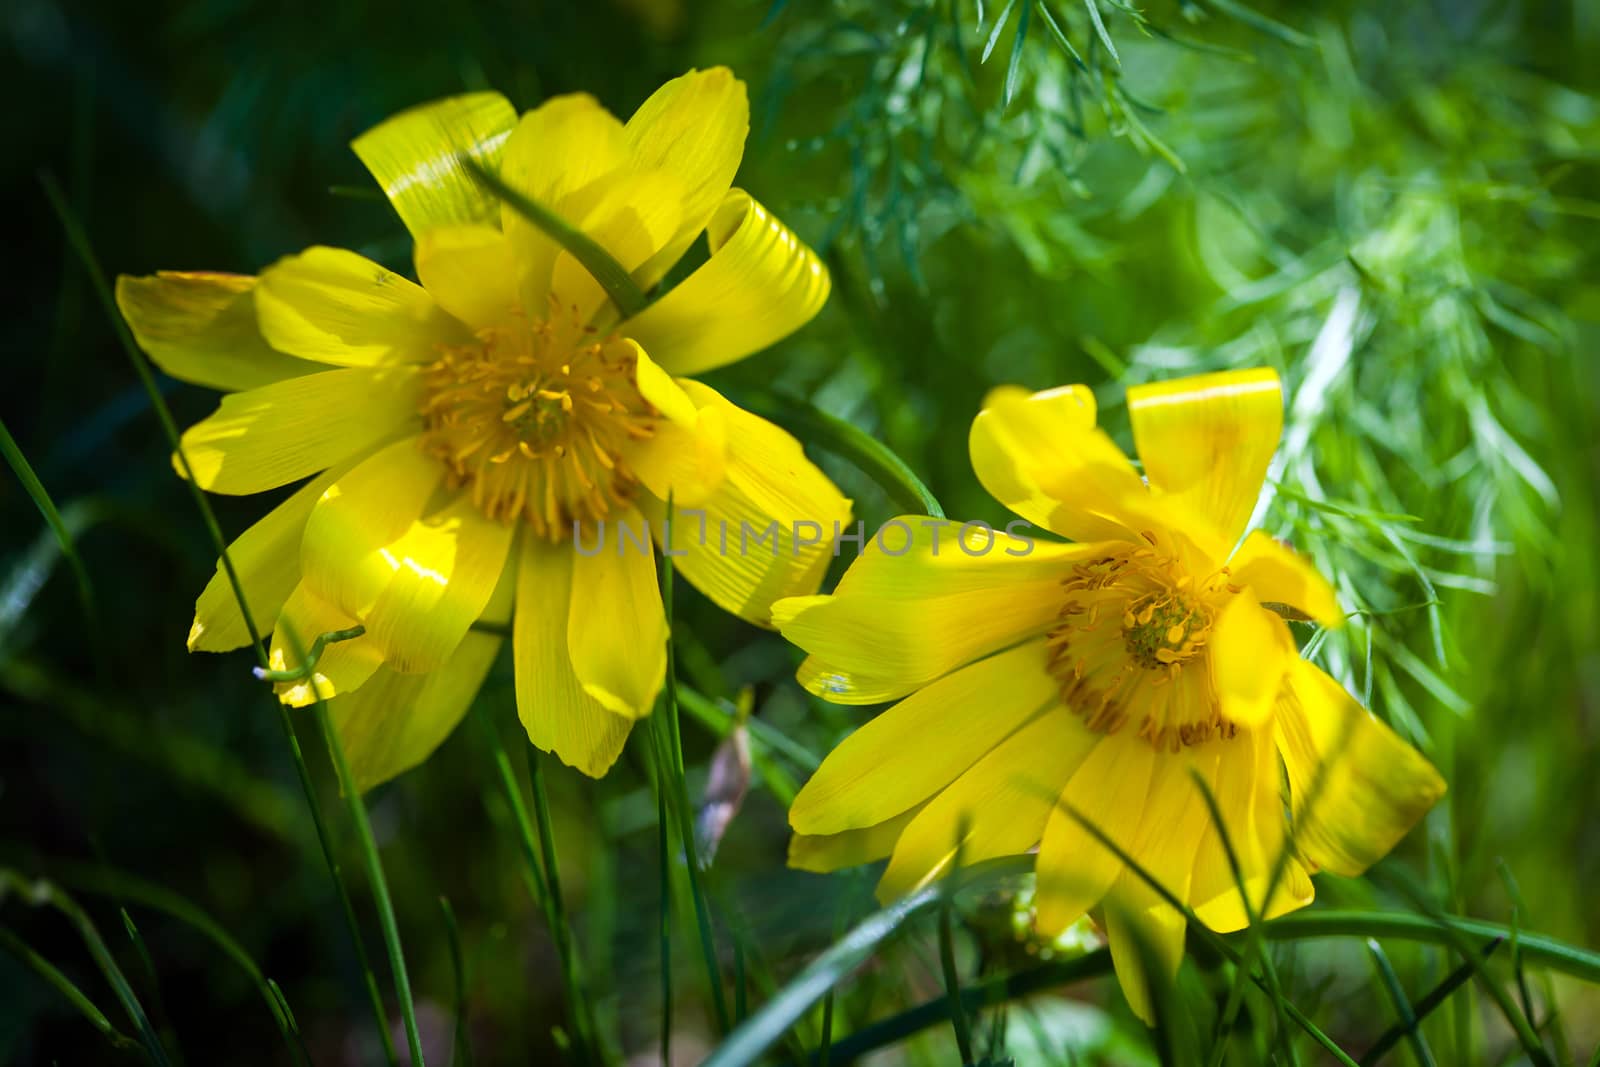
[774,368,1445,1022]
[116,69,850,786]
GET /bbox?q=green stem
[252,626,367,682]
[311,694,426,1067]
[528,745,601,1064]
[936,902,974,1064]
[462,158,647,318]
[659,499,732,1034]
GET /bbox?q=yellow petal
[1035,737,1156,935]
[268,583,387,706]
[116,272,320,391]
[568,507,668,718]
[350,91,518,239]
[360,494,515,673]
[620,190,828,376]
[1190,729,1313,932]
[514,535,633,777]
[622,395,727,508]
[189,463,343,652]
[255,246,466,367]
[1103,875,1188,1026]
[1229,531,1342,626]
[299,437,442,619]
[793,654,919,707]
[643,382,849,626]
[1209,588,1292,729]
[332,629,503,791]
[1127,368,1282,548]
[968,385,1149,545]
[177,366,421,495]
[787,805,924,874]
[414,225,520,329]
[1274,659,1446,876]
[788,640,1058,836]
[623,67,749,289]
[876,709,1097,901]
[775,519,1097,700]
[547,168,684,323]
[497,94,630,309]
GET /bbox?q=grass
[3,0,1599,1064]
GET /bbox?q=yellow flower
[116,69,850,787]
[774,368,1444,1022]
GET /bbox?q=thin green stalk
[0,414,99,641]
[658,500,732,1034]
[43,169,398,1067]
[657,741,675,1067]
[731,392,945,519]
[462,158,647,317]
[473,704,550,911]
[1366,938,1438,1067]
[937,902,974,1064]
[0,923,136,1050]
[302,657,425,1067]
[120,909,183,1066]
[527,746,601,1064]
[1360,937,1498,1066]
[473,703,598,1062]
[440,897,474,1067]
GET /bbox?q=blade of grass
[42,169,399,1067]
[526,742,602,1063]
[1366,938,1438,1067]
[440,896,474,1067]
[1374,865,1551,1065]
[1082,0,1120,65]
[1188,770,1296,1067]
[1056,804,1361,1067]
[658,498,733,1034]
[731,391,945,518]
[810,949,1114,1064]
[0,873,172,1065]
[657,727,675,1067]
[1003,0,1032,108]
[472,702,599,1063]
[55,863,308,1063]
[119,909,182,1066]
[981,0,1016,62]
[0,414,99,643]
[0,923,137,1051]
[701,857,1031,1067]
[1360,937,1500,1066]
[462,157,647,317]
[812,908,1598,1065]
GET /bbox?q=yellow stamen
[417,297,657,539]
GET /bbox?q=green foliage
[3,0,1599,1064]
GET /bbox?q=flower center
[1045,538,1237,751]
[418,302,657,539]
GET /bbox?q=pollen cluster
[1045,535,1240,750]
[418,300,657,539]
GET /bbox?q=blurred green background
[3,0,1598,1063]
